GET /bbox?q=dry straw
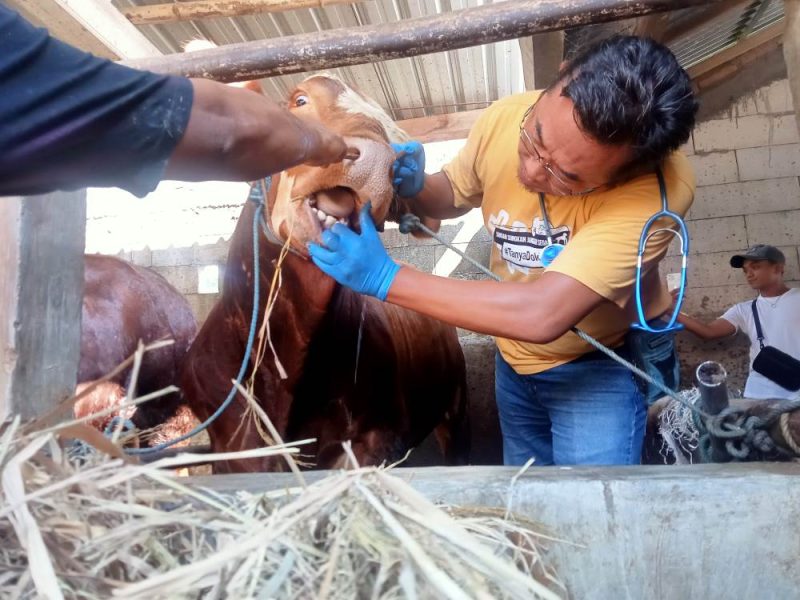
[1,342,566,599]
[1,419,566,599]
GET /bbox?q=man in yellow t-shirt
[309,36,697,466]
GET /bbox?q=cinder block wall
[662,77,800,394]
[111,239,230,325]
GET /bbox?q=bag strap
[751,299,766,349]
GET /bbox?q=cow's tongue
[313,187,356,219]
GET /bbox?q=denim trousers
[494,350,647,466]
[625,320,681,405]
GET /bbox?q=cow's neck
[223,199,336,387]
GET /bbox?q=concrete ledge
[190,463,800,599]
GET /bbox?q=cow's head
[184,41,433,254]
[266,75,412,255]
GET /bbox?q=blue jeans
[494,350,646,466]
[625,319,681,405]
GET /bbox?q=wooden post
[0,192,86,421]
[519,31,565,91]
[785,0,800,136]
[122,0,729,83]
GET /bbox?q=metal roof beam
[122,0,731,83]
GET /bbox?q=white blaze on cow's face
[269,75,408,254]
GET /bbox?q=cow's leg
[433,384,471,466]
[74,380,132,431]
[323,429,408,469]
[146,403,200,449]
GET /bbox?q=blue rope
[104,416,136,437]
[127,185,267,456]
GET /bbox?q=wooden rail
[122,0,731,83]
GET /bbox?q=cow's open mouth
[307,187,359,232]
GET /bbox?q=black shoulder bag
[750,300,800,392]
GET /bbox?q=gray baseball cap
[730,244,785,268]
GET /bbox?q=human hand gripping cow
[0,5,355,197]
[307,142,423,299]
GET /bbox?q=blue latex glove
[308,203,400,301]
[390,141,426,197]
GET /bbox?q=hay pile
[0,417,565,599]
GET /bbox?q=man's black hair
[557,35,698,174]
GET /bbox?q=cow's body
[76,255,198,444]
[181,76,469,472]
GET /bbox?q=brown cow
[181,75,469,472]
[77,254,198,446]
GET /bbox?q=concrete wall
[663,76,800,394]
[194,462,800,600]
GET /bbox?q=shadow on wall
[404,333,503,467]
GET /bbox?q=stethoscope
[537,192,565,268]
[536,167,689,334]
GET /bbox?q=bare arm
[388,268,604,343]
[410,172,473,220]
[164,78,348,182]
[677,312,736,340]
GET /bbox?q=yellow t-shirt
[442,91,695,375]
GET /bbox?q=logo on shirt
[489,210,570,274]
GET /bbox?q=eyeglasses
[519,101,601,197]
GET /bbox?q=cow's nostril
[344,147,360,161]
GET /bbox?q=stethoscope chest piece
[541,243,564,267]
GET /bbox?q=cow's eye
[295,95,309,107]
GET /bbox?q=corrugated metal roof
[115,0,525,120]
[114,0,785,120]
[669,0,784,69]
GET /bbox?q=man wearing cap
[677,245,799,400]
